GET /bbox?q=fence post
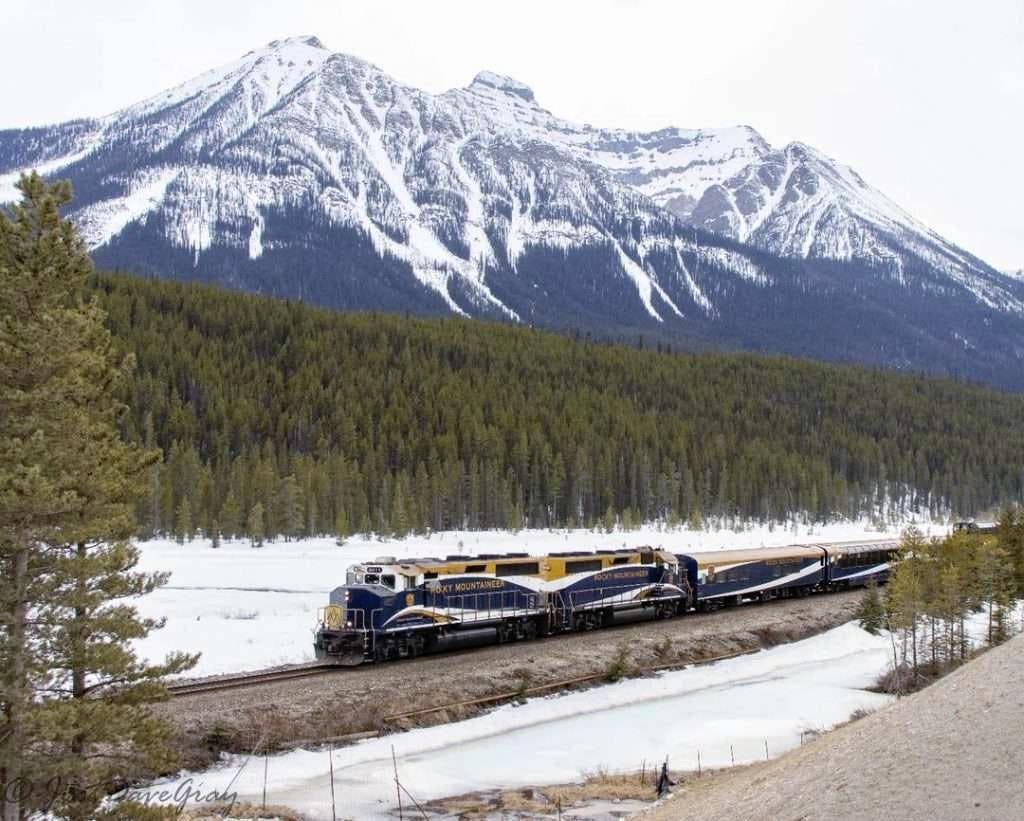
[764,738,769,760]
[392,744,404,821]
[730,744,734,766]
[328,743,337,821]
[697,749,701,777]
[262,753,268,811]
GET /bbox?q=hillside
[93,273,1024,541]
[4,37,1024,388]
[641,631,1024,821]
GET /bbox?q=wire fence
[240,730,812,820]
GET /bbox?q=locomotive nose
[315,603,367,665]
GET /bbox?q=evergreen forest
[92,273,1024,543]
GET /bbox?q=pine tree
[0,174,196,821]
[391,472,411,538]
[248,502,265,547]
[220,487,241,540]
[277,474,302,541]
[857,582,885,635]
[603,505,616,533]
[174,497,193,544]
[334,508,349,541]
[973,537,1011,645]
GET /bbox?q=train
[314,539,901,664]
[952,521,999,536]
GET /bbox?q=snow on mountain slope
[685,141,1020,311]
[3,37,766,323]
[2,36,1023,388]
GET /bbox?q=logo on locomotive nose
[406,593,415,606]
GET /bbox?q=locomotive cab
[315,557,415,665]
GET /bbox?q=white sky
[4,0,1022,269]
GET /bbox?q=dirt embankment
[161,591,863,770]
[638,630,1024,821]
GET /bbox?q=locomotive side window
[380,574,396,589]
[364,573,380,585]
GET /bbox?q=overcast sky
[4,0,1022,269]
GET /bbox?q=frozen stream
[143,622,897,819]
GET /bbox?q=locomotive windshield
[344,567,397,589]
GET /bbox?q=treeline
[91,272,1024,543]
[863,510,1024,692]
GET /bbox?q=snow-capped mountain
[2,36,1023,388]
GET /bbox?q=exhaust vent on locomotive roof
[372,556,397,564]
[473,552,531,559]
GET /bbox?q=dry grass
[425,766,674,818]
[181,802,301,820]
[544,768,655,804]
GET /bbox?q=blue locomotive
[314,539,899,664]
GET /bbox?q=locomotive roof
[363,546,662,571]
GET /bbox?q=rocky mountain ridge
[2,36,1022,388]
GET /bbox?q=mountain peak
[267,35,327,51]
[470,71,535,103]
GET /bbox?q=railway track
[166,661,344,697]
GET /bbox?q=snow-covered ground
[139,621,897,819]
[133,520,945,678]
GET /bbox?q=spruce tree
[220,487,241,539]
[334,508,349,541]
[248,502,265,547]
[0,174,195,820]
[857,582,886,635]
[277,474,302,541]
[174,497,192,544]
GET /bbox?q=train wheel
[407,634,425,658]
